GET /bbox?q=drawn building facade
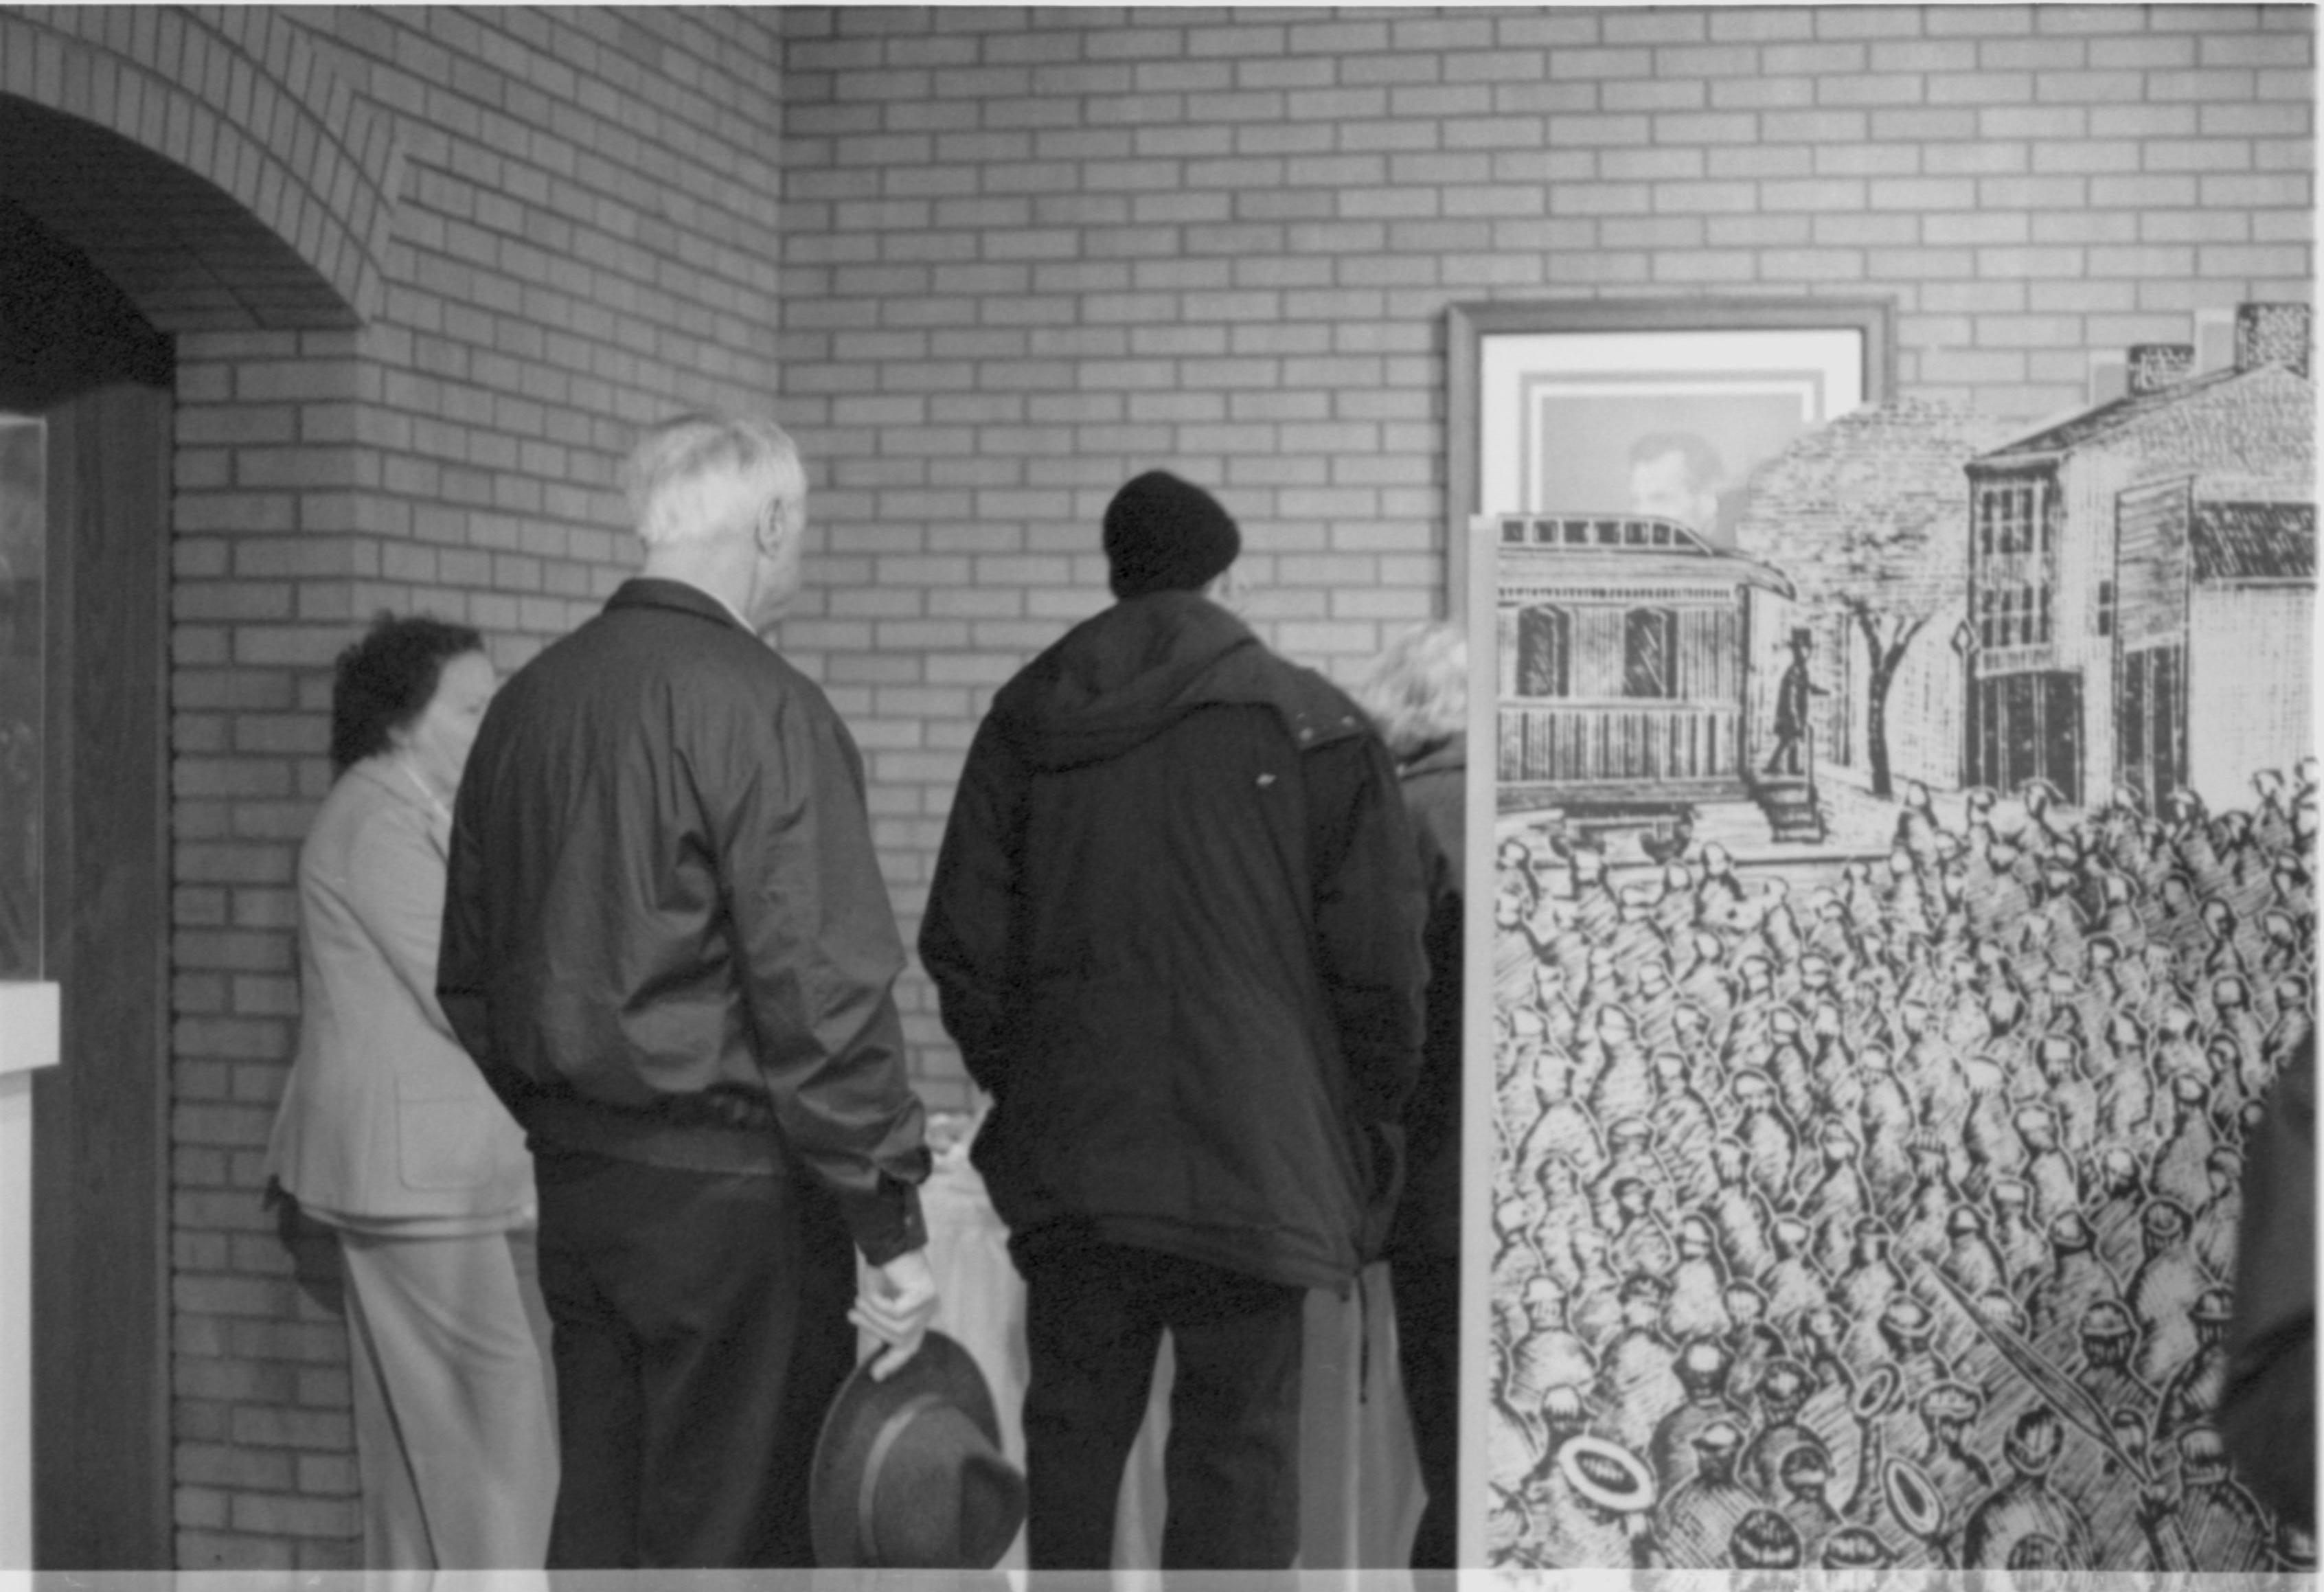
[1492,513,1794,818]
[1963,308,2315,811]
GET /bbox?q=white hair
[623,411,805,550]
[1354,621,1468,762]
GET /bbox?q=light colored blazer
[266,755,533,1223]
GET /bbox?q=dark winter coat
[919,591,1428,1291]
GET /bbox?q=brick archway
[0,6,399,330]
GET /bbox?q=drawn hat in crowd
[1730,1507,1804,1569]
[1919,1380,1981,1422]
[1821,1525,1898,1570]
[1102,468,1241,598]
[2143,1196,2193,1238]
[1692,1421,1745,1466]
[2012,1103,2057,1139]
[1556,1435,1654,1514]
[809,1331,1026,1569]
[2003,1408,2064,1474]
[1757,1358,1812,1411]
[1675,1337,1732,1394]
[2179,1424,2231,1481]
[2049,1210,2095,1251]
[1778,1440,1834,1493]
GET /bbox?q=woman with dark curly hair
[266,613,556,1567]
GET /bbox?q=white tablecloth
[916,1141,1426,1570]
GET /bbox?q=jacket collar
[345,755,452,850]
[606,576,753,633]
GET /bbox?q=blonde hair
[623,411,805,549]
[1355,621,1468,762]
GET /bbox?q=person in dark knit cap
[921,466,1427,1569]
[1102,468,1243,597]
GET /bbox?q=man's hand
[849,1245,938,1382]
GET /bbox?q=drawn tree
[1730,400,2018,798]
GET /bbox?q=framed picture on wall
[1444,298,1895,615]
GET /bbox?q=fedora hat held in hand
[810,1330,1026,1569]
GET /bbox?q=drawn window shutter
[1516,606,1570,698]
[1623,606,1678,699]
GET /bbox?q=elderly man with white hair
[440,411,938,1568]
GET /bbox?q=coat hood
[990,591,1361,772]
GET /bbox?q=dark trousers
[1390,1249,1459,1569]
[1764,731,1803,775]
[1018,1241,1306,1570]
[532,1148,858,1568]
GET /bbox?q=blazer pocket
[396,1090,504,1192]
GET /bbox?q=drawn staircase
[1750,772,1825,843]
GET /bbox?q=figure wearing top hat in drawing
[1764,627,1827,777]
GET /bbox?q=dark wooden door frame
[3,203,174,1569]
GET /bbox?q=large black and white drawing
[1476,303,2316,1573]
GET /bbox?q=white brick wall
[1,1,2312,1569]
[769,3,2315,1093]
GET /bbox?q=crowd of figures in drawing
[1485,770,2314,1571]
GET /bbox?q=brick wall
[1,0,2313,1571]
[770,3,2315,1098]
[3,5,793,1569]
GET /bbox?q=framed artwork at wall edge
[1444,297,1896,618]
[1455,300,2318,1571]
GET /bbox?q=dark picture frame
[1445,297,1896,617]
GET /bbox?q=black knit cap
[1102,469,1241,598]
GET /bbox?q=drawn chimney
[2126,343,2195,396]
[2233,301,2312,377]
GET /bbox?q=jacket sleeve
[344,802,460,1044]
[716,685,930,1265]
[917,714,1025,1098]
[1304,728,1428,1128]
[437,782,494,1077]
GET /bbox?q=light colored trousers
[338,1225,560,1569]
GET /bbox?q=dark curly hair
[328,612,485,777]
